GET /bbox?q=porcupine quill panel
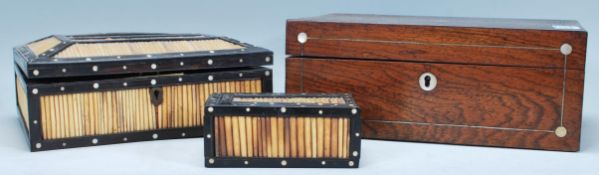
[39,79,263,140]
[213,116,350,158]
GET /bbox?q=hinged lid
[15,33,273,79]
[208,93,358,109]
[286,14,587,69]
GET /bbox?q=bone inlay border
[297,33,571,137]
[364,119,554,133]
[560,54,569,126]
[306,37,560,51]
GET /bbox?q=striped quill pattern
[53,39,244,59]
[40,79,262,140]
[215,116,350,158]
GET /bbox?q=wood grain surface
[286,57,584,151]
[286,16,587,70]
[288,14,585,31]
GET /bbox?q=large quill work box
[14,33,273,151]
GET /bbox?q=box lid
[208,93,358,109]
[286,14,587,69]
[15,33,273,79]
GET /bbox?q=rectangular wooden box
[286,14,587,151]
[14,33,273,151]
[204,93,361,168]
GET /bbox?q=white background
[0,0,597,174]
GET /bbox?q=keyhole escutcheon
[419,72,437,91]
[150,87,164,106]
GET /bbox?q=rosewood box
[14,33,273,151]
[204,93,361,168]
[286,14,587,151]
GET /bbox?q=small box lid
[208,93,358,109]
[286,14,587,69]
[15,33,273,79]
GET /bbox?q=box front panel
[38,79,262,140]
[214,116,350,158]
[286,57,583,151]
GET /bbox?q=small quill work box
[204,93,361,168]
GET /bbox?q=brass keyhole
[150,87,163,106]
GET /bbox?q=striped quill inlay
[214,116,350,158]
[53,39,244,59]
[232,97,346,105]
[27,37,61,56]
[39,79,262,140]
[16,79,30,130]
